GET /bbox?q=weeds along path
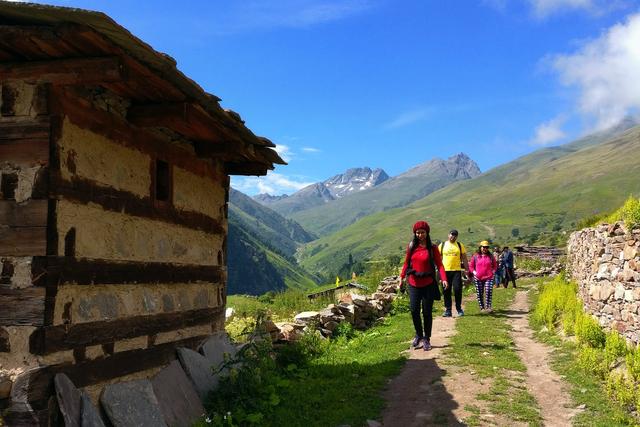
[380,313,463,426]
[508,289,579,426]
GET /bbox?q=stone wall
[567,221,640,342]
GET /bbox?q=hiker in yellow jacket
[439,229,470,317]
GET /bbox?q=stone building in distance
[0,3,284,424]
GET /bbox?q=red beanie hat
[412,221,430,233]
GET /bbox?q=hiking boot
[485,308,493,313]
[442,310,452,318]
[411,336,422,348]
[423,340,432,351]
[457,310,464,317]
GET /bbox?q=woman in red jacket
[469,240,498,313]
[399,221,448,351]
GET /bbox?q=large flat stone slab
[177,347,218,400]
[151,360,205,427]
[54,373,81,427]
[199,332,238,371]
[80,391,105,427]
[100,379,166,427]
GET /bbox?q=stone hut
[0,3,284,424]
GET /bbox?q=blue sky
[23,0,640,195]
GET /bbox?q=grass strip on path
[528,279,636,427]
[444,284,543,426]
[266,308,415,426]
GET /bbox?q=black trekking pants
[443,270,463,312]
[408,285,435,340]
[505,267,517,288]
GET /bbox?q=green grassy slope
[299,125,640,276]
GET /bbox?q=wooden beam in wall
[0,56,125,85]
[51,174,225,235]
[29,306,223,355]
[31,256,226,287]
[0,227,47,256]
[0,287,45,326]
[0,200,47,227]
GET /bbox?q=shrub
[605,372,636,408]
[620,196,640,229]
[561,296,582,336]
[333,321,356,339]
[390,293,410,315]
[577,346,607,378]
[604,332,629,368]
[531,276,578,330]
[575,313,606,348]
[626,347,640,381]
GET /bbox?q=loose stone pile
[517,263,563,278]
[263,279,399,342]
[568,221,640,342]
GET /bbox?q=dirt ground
[380,289,578,426]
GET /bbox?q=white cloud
[274,144,292,163]
[529,115,567,145]
[528,0,597,18]
[384,108,433,130]
[551,12,640,130]
[302,147,321,153]
[231,172,314,196]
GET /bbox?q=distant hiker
[398,220,448,351]
[502,246,517,288]
[469,241,497,312]
[439,229,470,317]
[493,246,504,288]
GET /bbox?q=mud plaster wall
[173,164,225,219]
[56,199,222,265]
[52,283,224,326]
[59,118,151,197]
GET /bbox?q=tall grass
[531,276,640,420]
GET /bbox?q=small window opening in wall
[155,160,170,202]
[0,173,18,200]
[64,228,76,257]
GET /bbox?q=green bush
[390,293,410,315]
[517,257,549,272]
[531,276,578,330]
[604,332,629,368]
[575,313,606,348]
[561,295,582,335]
[605,372,636,408]
[604,196,640,229]
[577,346,607,378]
[626,347,640,381]
[332,321,356,339]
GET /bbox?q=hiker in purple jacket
[469,241,497,312]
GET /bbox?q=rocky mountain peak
[254,193,289,204]
[323,167,389,199]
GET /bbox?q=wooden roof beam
[224,161,271,176]
[0,56,125,84]
[128,102,233,144]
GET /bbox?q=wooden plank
[0,227,46,256]
[51,174,225,235]
[0,56,124,85]
[29,306,222,355]
[0,200,47,227]
[31,256,226,287]
[0,139,49,166]
[224,161,271,176]
[0,117,50,141]
[0,287,45,326]
[24,334,207,411]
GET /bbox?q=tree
[511,228,520,237]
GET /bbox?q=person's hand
[397,277,403,290]
[442,280,449,290]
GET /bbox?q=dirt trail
[506,290,579,426]
[380,315,468,426]
[380,288,578,426]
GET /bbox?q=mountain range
[255,167,389,216]
[228,118,640,292]
[297,120,640,276]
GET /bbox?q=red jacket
[401,244,447,287]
